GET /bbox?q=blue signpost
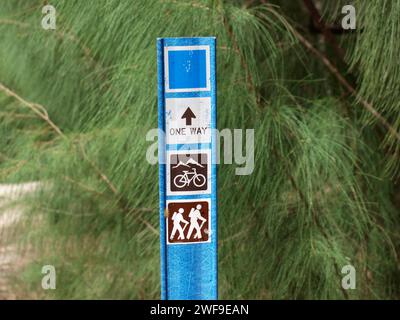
[157,37,217,300]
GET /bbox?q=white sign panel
[165,97,211,145]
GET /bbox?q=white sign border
[164,45,211,93]
[166,149,211,196]
[165,96,212,145]
[166,198,212,245]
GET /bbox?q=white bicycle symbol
[173,168,206,188]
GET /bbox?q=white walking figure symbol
[187,204,206,240]
[170,208,189,240]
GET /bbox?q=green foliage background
[0,0,399,299]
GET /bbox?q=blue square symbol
[168,49,207,90]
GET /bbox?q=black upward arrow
[181,107,196,126]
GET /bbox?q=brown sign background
[170,153,208,192]
[167,201,209,244]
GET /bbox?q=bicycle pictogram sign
[173,168,206,189]
[170,153,208,192]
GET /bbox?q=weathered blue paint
[157,37,217,300]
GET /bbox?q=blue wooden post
[157,37,217,300]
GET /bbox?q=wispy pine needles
[349,0,400,174]
[0,0,399,299]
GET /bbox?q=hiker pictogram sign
[167,200,210,244]
[168,152,210,194]
[165,97,211,145]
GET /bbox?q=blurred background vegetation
[0,0,399,299]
